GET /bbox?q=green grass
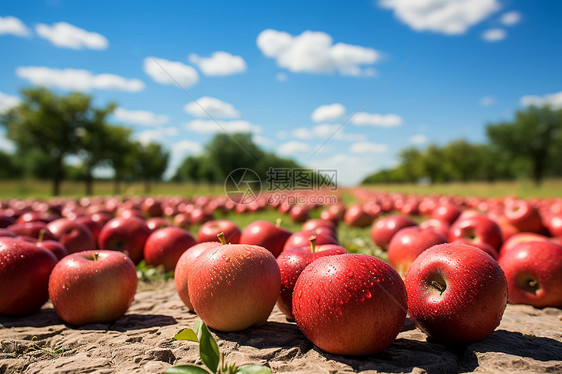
[360,178,562,199]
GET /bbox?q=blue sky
[1,0,561,186]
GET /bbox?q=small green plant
[136,260,174,282]
[24,336,68,357]
[164,321,271,374]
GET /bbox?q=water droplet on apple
[346,271,354,278]
[364,290,372,299]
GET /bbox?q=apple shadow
[0,308,61,328]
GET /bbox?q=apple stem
[38,228,45,243]
[92,252,99,261]
[275,218,282,228]
[528,279,538,288]
[217,232,227,245]
[309,236,317,253]
[431,280,446,295]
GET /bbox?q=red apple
[405,243,507,343]
[173,213,191,229]
[371,215,417,251]
[344,204,374,228]
[197,220,241,244]
[302,218,337,234]
[430,203,461,225]
[387,227,447,277]
[544,212,562,237]
[498,241,562,308]
[0,214,15,228]
[0,237,58,315]
[282,230,338,253]
[276,238,348,321]
[74,216,103,246]
[98,216,151,264]
[146,217,170,232]
[141,197,163,217]
[448,214,503,251]
[419,218,450,238]
[292,253,407,356]
[504,199,545,234]
[189,208,214,225]
[239,220,292,258]
[499,232,550,256]
[175,241,222,311]
[48,250,138,326]
[0,228,15,237]
[188,242,281,331]
[289,205,310,223]
[143,226,197,271]
[452,238,499,260]
[7,222,56,241]
[47,218,95,254]
[36,239,67,261]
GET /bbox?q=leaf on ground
[198,322,220,373]
[163,364,211,374]
[237,365,272,374]
[174,328,199,342]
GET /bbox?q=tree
[486,105,562,185]
[130,142,169,193]
[205,133,265,181]
[1,88,114,195]
[102,125,133,195]
[173,155,203,182]
[0,151,20,179]
[443,140,484,182]
[398,147,423,183]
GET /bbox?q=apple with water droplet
[98,216,151,264]
[276,237,348,321]
[448,214,503,251]
[197,219,241,244]
[143,226,197,271]
[239,220,292,258]
[48,250,138,326]
[292,253,407,356]
[498,240,562,308]
[188,235,281,331]
[405,242,507,343]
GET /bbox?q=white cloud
[16,66,144,92]
[500,11,521,26]
[184,97,240,118]
[0,92,21,113]
[143,57,199,87]
[292,123,365,142]
[253,135,275,147]
[351,112,403,127]
[257,29,381,75]
[480,96,496,106]
[277,130,288,139]
[379,0,500,35]
[114,107,169,126]
[135,127,178,145]
[0,16,31,37]
[309,153,370,186]
[277,141,309,155]
[0,135,16,153]
[35,22,108,50]
[188,51,246,76]
[164,139,204,180]
[482,28,506,42]
[311,103,345,122]
[520,91,562,110]
[350,141,388,154]
[185,119,262,134]
[409,134,428,145]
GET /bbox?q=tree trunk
[52,157,63,196]
[85,169,94,196]
[532,155,545,186]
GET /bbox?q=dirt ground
[1,280,561,374]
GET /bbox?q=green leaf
[236,365,272,374]
[198,323,220,373]
[163,365,211,374]
[174,328,199,342]
[193,320,203,337]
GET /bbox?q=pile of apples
[1,191,561,357]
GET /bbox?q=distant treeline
[0,87,328,196]
[362,105,562,186]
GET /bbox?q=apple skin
[430,203,461,225]
[282,231,338,253]
[98,216,151,264]
[544,212,562,237]
[289,205,310,223]
[7,222,56,241]
[188,243,281,332]
[175,241,222,311]
[371,215,417,251]
[239,220,292,258]
[146,217,170,232]
[344,204,374,228]
[0,228,15,237]
[47,218,96,254]
[452,238,499,260]
[387,227,447,277]
[419,218,450,238]
[499,232,550,256]
[504,199,545,234]
[302,219,337,233]
[448,214,503,251]
[405,243,507,343]
[0,237,58,315]
[276,243,348,321]
[143,227,197,272]
[36,239,67,261]
[498,241,562,308]
[48,250,138,326]
[292,254,407,356]
[74,216,103,246]
[197,220,241,244]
